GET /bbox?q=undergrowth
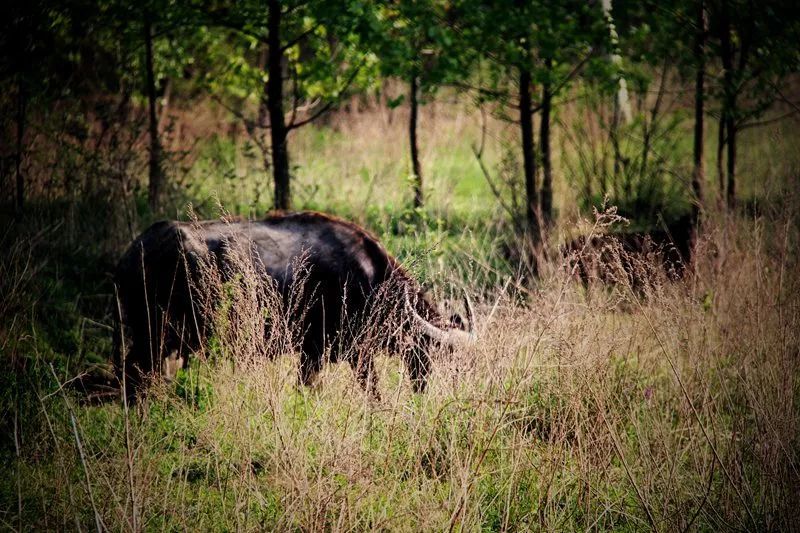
[2,204,798,530]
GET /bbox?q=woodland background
[1,0,800,530]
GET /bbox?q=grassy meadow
[1,96,799,531]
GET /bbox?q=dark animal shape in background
[113,211,475,400]
[563,215,694,287]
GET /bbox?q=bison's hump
[115,220,210,281]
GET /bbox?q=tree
[539,57,553,226]
[266,0,290,210]
[706,0,800,208]
[0,0,213,217]
[603,0,798,222]
[692,0,706,222]
[205,0,376,210]
[601,0,633,188]
[518,39,539,239]
[141,0,210,212]
[0,2,61,214]
[447,0,543,240]
[359,1,465,209]
[538,3,609,225]
[143,9,164,211]
[451,0,608,242]
[611,0,709,226]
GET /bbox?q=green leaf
[387,94,405,109]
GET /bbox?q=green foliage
[200,0,379,118]
[367,1,466,93]
[451,0,611,96]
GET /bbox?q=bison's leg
[114,288,150,402]
[114,306,158,403]
[298,339,324,388]
[117,307,186,401]
[350,353,380,400]
[161,316,194,380]
[118,341,150,403]
[162,350,185,381]
[404,346,431,393]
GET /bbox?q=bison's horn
[406,288,476,345]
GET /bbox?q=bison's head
[406,288,476,346]
[399,287,476,392]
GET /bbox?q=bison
[562,214,695,288]
[113,211,475,400]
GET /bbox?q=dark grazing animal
[113,211,475,400]
[562,215,695,287]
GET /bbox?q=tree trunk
[602,0,629,190]
[602,0,632,124]
[719,0,736,209]
[519,66,540,243]
[268,0,291,210]
[157,78,173,133]
[144,13,163,212]
[610,101,622,188]
[409,74,423,209]
[14,82,25,216]
[144,17,166,213]
[717,115,725,202]
[692,0,705,222]
[540,58,553,226]
[726,113,736,208]
[257,46,271,178]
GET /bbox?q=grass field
[1,99,799,531]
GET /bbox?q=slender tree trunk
[692,0,706,223]
[157,78,173,133]
[602,0,629,192]
[409,74,423,209]
[257,88,272,183]
[602,0,632,124]
[638,64,667,212]
[726,113,736,208]
[256,46,271,179]
[267,0,290,210]
[610,102,622,191]
[14,82,26,216]
[540,58,553,226]
[719,0,736,209]
[519,66,539,243]
[717,115,725,202]
[144,13,163,212]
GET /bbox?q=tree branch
[287,61,365,130]
[548,51,596,99]
[288,63,300,128]
[769,80,800,115]
[282,1,310,18]
[211,94,270,155]
[471,145,518,226]
[450,81,514,104]
[281,23,322,51]
[738,109,800,131]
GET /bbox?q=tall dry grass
[3,86,799,530]
[5,203,798,531]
